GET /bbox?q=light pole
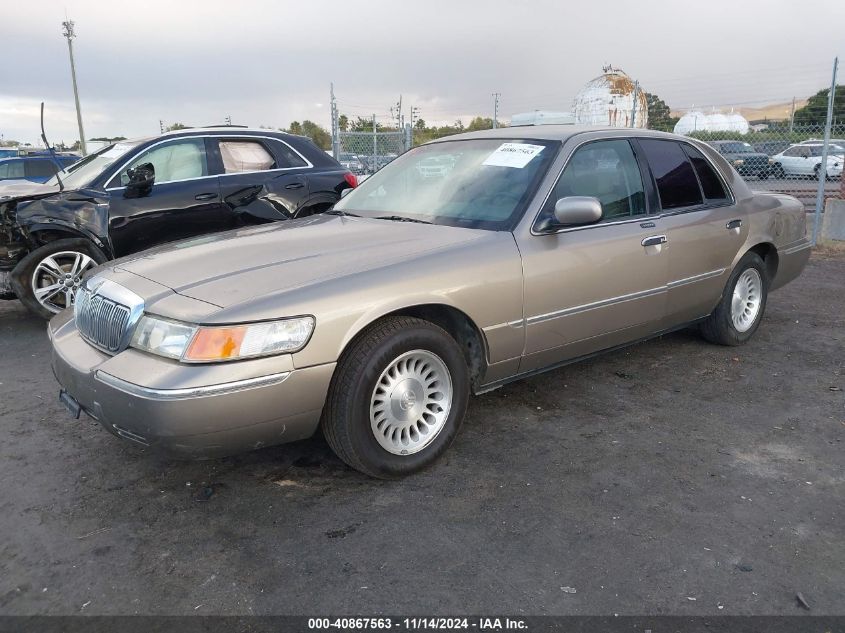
[492,92,500,129]
[61,20,87,156]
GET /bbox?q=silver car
[50,127,811,478]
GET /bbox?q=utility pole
[492,93,500,129]
[630,80,640,128]
[159,120,165,134]
[224,115,232,126]
[788,97,796,134]
[330,83,340,160]
[61,19,87,156]
[812,56,838,245]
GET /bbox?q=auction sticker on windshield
[482,143,545,168]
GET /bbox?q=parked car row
[0,128,357,317]
[0,153,79,183]
[42,126,810,477]
[708,139,844,180]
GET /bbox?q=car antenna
[40,102,65,191]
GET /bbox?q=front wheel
[700,251,768,346]
[771,164,785,179]
[12,238,107,319]
[321,316,470,478]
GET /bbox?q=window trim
[529,135,736,237]
[104,134,313,191]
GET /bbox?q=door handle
[194,193,217,201]
[726,219,742,230]
[641,235,667,247]
[285,182,305,190]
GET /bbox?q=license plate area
[59,390,82,419]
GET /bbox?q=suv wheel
[700,251,768,346]
[321,316,470,478]
[12,238,107,319]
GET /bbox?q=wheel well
[748,242,779,281]
[29,228,91,248]
[384,304,488,390]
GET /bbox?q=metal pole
[788,97,795,134]
[62,20,86,156]
[812,56,838,245]
[492,93,500,129]
[630,80,639,128]
[330,83,339,160]
[372,114,377,176]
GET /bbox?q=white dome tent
[572,66,648,129]
[674,109,750,135]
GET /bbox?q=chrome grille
[75,287,132,353]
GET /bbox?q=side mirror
[554,196,603,225]
[124,163,155,198]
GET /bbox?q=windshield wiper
[325,209,361,217]
[374,215,432,224]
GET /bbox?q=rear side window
[0,160,25,179]
[639,139,703,210]
[219,140,276,173]
[683,145,729,203]
[26,159,58,178]
[270,140,308,168]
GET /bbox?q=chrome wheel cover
[731,268,762,333]
[31,250,96,314]
[369,349,453,455]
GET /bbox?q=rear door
[106,137,229,256]
[637,139,747,326]
[212,136,312,224]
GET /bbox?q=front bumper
[49,310,335,458]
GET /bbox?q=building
[572,66,648,129]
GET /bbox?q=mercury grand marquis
[49,127,811,478]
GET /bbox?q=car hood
[113,214,492,309]
[0,180,59,202]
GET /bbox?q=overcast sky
[2,0,843,146]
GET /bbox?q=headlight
[768,158,775,164]
[732,159,744,166]
[129,315,315,362]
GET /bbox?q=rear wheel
[700,251,768,346]
[12,238,107,319]
[771,163,785,179]
[321,316,470,478]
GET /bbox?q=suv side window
[544,139,646,221]
[683,145,730,203]
[270,139,308,168]
[26,159,58,179]
[117,138,209,186]
[0,160,25,179]
[638,139,703,210]
[219,139,277,173]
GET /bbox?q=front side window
[639,139,703,210]
[543,139,646,221]
[219,140,276,173]
[334,138,556,230]
[0,160,24,179]
[783,147,801,157]
[119,138,208,186]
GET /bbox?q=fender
[21,220,113,258]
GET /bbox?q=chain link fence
[334,128,410,177]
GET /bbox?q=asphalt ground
[0,250,843,617]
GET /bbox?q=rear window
[639,139,703,210]
[26,159,59,178]
[0,160,25,179]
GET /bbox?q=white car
[771,143,844,180]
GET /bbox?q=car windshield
[334,138,556,230]
[46,141,141,189]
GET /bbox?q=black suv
[0,128,356,318]
[708,140,772,179]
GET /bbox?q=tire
[12,238,108,319]
[700,251,768,346]
[771,164,785,179]
[321,316,470,478]
[814,164,822,181]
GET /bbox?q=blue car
[0,154,80,183]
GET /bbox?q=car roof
[427,125,685,145]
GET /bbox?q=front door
[517,138,669,372]
[106,137,229,256]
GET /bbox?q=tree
[90,136,126,142]
[414,118,426,131]
[166,123,189,131]
[300,120,331,150]
[338,114,349,132]
[466,116,494,131]
[793,85,845,126]
[645,92,678,132]
[287,121,303,136]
